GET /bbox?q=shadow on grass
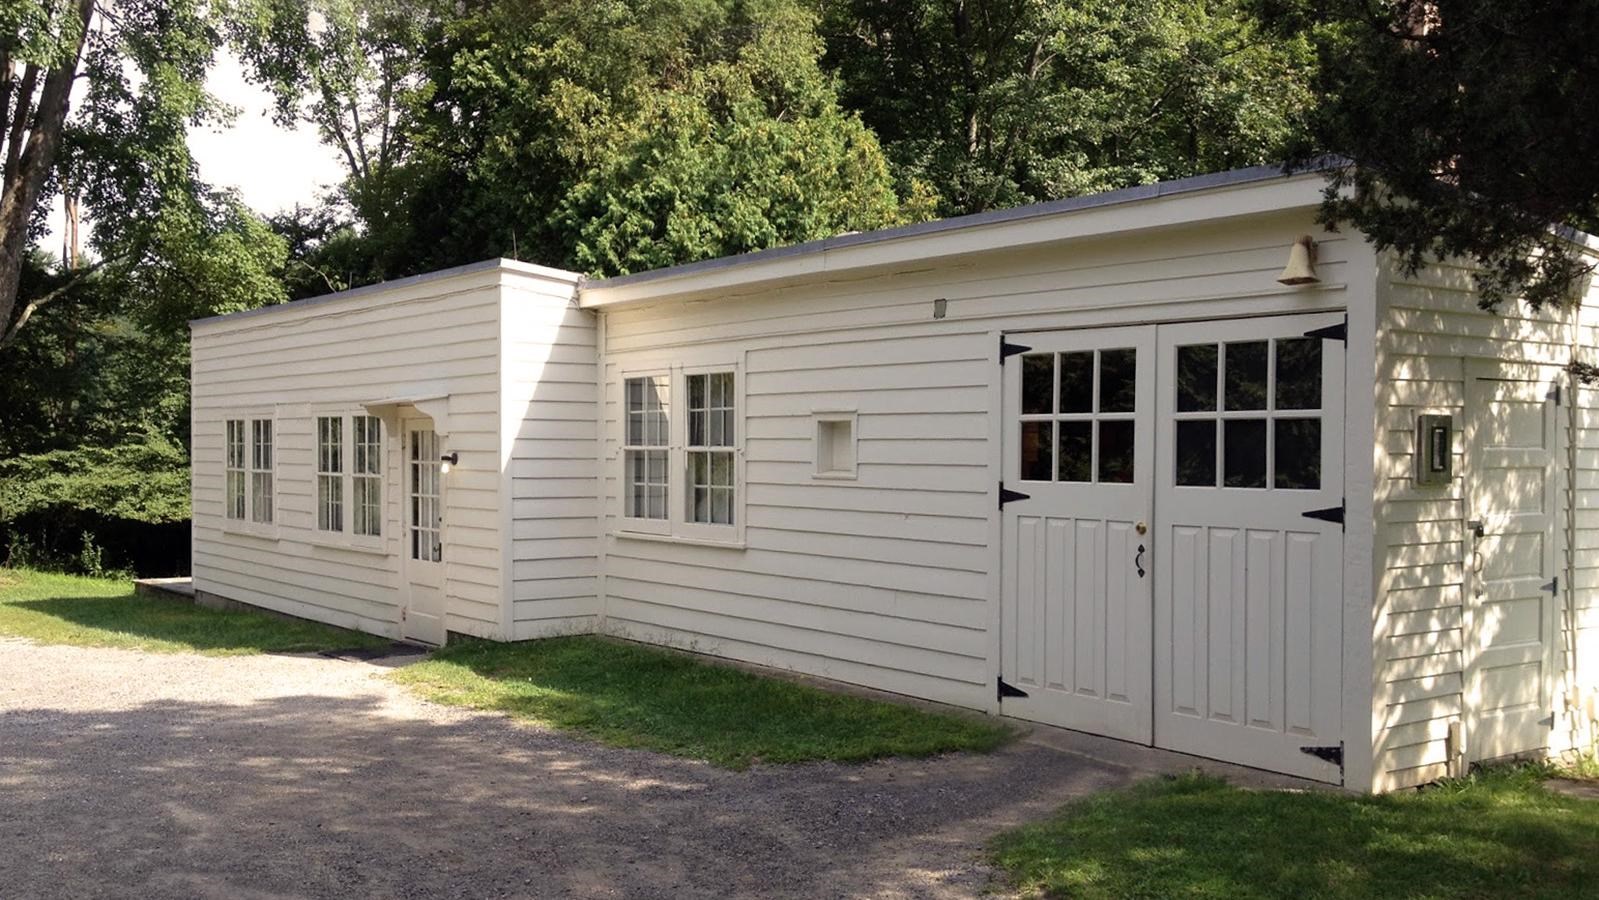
[390,635,1015,768]
[2,593,388,655]
[990,769,1599,899]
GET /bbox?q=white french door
[1152,313,1346,781]
[1000,326,1156,743]
[402,420,446,645]
[1000,312,1347,782]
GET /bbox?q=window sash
[224,419,246,520]
[685,371,736,526]
[316,416,344,532]
[352,415,382,537]
[250,419,273,524]
[624,375,670,520]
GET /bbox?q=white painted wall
[589,192,1363,721]
[191,263,580,640]
[1369,249,1599,790]
[1562,271,1599,760]
[500,271,602,638]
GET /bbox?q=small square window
[814,413,857,478]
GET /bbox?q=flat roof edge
[582,163,1320,295]
[189,258,582,329]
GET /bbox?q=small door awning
[362,393,451,436]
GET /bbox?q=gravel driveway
[0,638,1303,899]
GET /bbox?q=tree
[1,0,289,350]
[818,0,1317,215]
[1265,1,1599,309]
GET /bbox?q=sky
[42,50,346,260]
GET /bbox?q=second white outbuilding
[189,165,1599,792]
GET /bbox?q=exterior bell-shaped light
[1277,235,1320,286]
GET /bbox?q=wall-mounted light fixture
[1277,235,1320,285]
[440,451,459,474]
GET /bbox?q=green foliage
[1268,1,1599,310]
[393,635,1014,768]
[821,0,1316,215]
[0,432,189,525]
[0,568,388,654]
[991,767,1599,899]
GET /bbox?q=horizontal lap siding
[1567,284,1599,757]
[597,209,1354,712]
[502,277,600,637]
[1372,257,1582,790]
[191,276,507,639]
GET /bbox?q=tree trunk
[0,0,95,347]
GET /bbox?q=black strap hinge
[1543,576,1559,595]
[1301,500,1345,529]
[998,676,1030,700]
[1000,337,1032,361]
[999,483,1031,509]
[1549,384,1562,406]
[1300,743,1343,769]
[1303,317,1347,342]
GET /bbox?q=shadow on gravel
[0,693,1132,899]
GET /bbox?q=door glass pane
[1176,420,1217,486]
[1058,352,1094,413]
[1223,419,1268,487]
[1022,355,1053,414]
[1020,422,1053,480]
[1057,421,1092,482]
[1098,349,1137,413]
[1274,418,1322,489]
[1224,341,1268,411]
[1274,338,1322,411]
[1176,344,1218,412]
[1097,420,1134,483]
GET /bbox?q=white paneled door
[1464,365,1558,763]
[1000,326,1156,743]
[402,420,447,645]
[1001,313,1346,782]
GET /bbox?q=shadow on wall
[0,691,1122,898]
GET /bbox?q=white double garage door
[1000,312,1346,783]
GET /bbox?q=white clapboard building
[190,165,1599,791]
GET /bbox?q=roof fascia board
[579,169,1328,309]
[190,258,581,332]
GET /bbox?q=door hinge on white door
[999,337,1032,362]
[998,676,1030,701]
[1543,576,1560,595]
[998,482,1031,509]
[1300,742,1344,773]
[1549,384,1562,405]
[1301,500,1346,530]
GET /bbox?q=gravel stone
[0,637,1305,899]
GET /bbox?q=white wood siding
[1564,272,1599,760]
[596,205,1360,713]
[1370,253,1595,790]
[191,268,515,639]
[501,272,601,638]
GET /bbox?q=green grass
[0,568,388,655]
[990,767,1599,899]
[389,635,1014,768]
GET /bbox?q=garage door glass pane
[1274,418,1321,489]
[1058,421,1093,482]
[1058,352,1094,413]
[1274,338,1322,410]
[1099,349,1137,413]
[1223,419,1268,487]
[1224,342,1268,411]
[1177,344,1218,412]
[1022,355,1053,414]
[1098,420,1135,483]
[1176,420,1217,486]
[1020,422,1053,480]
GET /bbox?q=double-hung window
[250,419,274,524]
[225,420,247,520]
[352,415,382,537]
[316,416,344,531]
[620,366,740,542]
[313,413,383,541]
[624,375,670,522]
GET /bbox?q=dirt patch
[0,637,1301,899]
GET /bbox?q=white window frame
[316,415,345,533]
[306,408,386,553]
[616,360,744,546]
[222,410,278,538]
[224,418,247,520]
[621,370,673,536]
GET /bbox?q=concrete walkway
[0,638,1310,899]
